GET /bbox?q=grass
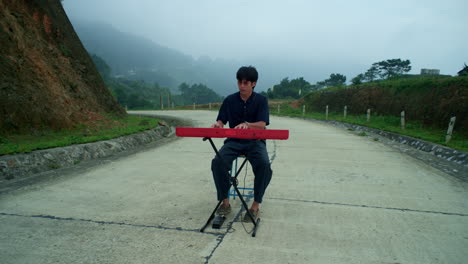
[0,115,160,155]
[274,103,468,152]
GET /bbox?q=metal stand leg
[231,176,260,237]
[201,137,260,237]
[200,200,222,232]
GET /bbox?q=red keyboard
[176,127,289,140]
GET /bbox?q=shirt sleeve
[216,98,228,124]
[256,96,270,126]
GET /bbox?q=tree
[305,73,347,91]
[325,73,346,87]
[178,82,190,94]
[351,73,365,85]
[372,58,411,79]
[458,63,468,76]
[309,84,321,92]
[364,65,379,82]
[178,83,222,105]
[114,88,128,106]
[314,81,327,90]
[290,77,312,95]
[126,94,152,109]
[267,77,312,99]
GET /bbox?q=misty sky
[64,0,467,83]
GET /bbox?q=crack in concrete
[268,197,468,217]
[0,212,221,235]
[203,208,246,264]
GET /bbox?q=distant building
[420,69,440,75]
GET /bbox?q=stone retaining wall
[320,119,468,167]
[0,125,173,180]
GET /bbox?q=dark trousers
[211,139,272,203]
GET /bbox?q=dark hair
[236,66,258,88]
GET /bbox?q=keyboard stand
[199,137,261,237]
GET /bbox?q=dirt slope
[0,0,125,133]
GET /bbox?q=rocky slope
[0,0,125,134]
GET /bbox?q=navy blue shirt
[216,92,270,128]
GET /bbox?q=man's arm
[212,97,228,128]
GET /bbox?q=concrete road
[1,110,467,264]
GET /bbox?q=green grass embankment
[273,103,468,152]
[0,115,160,155]
[303,76,468,133]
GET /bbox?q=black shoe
[242,209,259,222]
[216,204,231,216]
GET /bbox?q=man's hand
[234,122,249,129]
[211,120,224,128]
[237,121,266,129]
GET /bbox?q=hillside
[303,76,468,134]
[70,21,342,97]
[0,0,125,134]
[71,21,236,95]
[70,21,306,96]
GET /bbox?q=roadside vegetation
[270,101,467,152]
[0,115,160,155]
[260,59,467,152]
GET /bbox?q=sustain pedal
[212,215,226,229]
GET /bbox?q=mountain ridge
[70,20,238,95]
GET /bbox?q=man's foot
[242,208,259,222]
[216,204,231,216]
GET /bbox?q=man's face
[238,79,256,96]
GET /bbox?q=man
[211,66,272,222]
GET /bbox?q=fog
[64,0,467,86]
